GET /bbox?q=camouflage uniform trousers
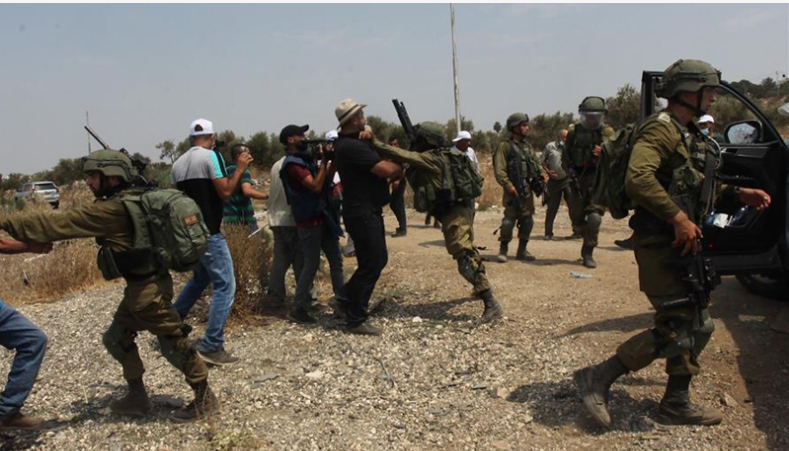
[566,170,604,248]
[102,272,208,385]
[615,234,714,376]
[498,191,535,243]
[438,203,491,293]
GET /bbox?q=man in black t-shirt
[333,99,403,335]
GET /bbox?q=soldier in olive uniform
[493,113,547,262]
[0,150,218,423]
[564,97,615,268]
[361,123,504,322]
[575,60,771,428]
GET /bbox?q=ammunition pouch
[97,243,159,282]
[97,245,123,281]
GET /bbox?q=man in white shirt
[266,155,312,308]
[452,130,479,172]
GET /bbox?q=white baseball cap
[697,114,714,124]
[452,130,472,143]
[325,130,339,142]
[189,118,215,136]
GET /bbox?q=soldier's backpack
[591,123,639,219]
[444,148,484,201]
[409,149,483,213]
[121,189,209,273]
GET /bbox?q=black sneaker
[392,228,407,237]
[196,348,239,366]
[288,308,318,324]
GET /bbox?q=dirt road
[3,205,789,451]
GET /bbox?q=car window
[35,182,56,190]
[708,87,759,143]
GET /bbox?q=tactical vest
[567,123,604,169]
[506,140,537,186]
[97,188,210,280]
[630,113,715,234]
[280,153,326,224]
[408,148,483,214]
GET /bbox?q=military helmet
[578,96,607,113]
[656,59,721,99]
[414,122,447,148]
[506,113,530,131]
[82,149,137,182]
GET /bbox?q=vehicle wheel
[52,201,59,209]
[736,272,788,301]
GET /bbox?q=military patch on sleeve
[657,112,671,123]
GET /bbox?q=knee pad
[585,212,602,231]
[499,217,516,241]
[518,215,534,236]
[691,309,715,356]
[103,326,137,361]
[457,252,483,286]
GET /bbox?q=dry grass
[476,154,502,211]
[223,223,273,320]
[0,240,105,306]
[0,184,118,306]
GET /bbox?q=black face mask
[298,140,309,152]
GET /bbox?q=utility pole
[450,4,461,134]
[86,111,92,155]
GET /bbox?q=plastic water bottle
[727,206,751,227]
[569,271,593,279]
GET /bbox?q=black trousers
[389,179,407,230]
[342,213,388,327]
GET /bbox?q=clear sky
[1,3,787,174]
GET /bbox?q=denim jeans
[342,213,388,327]
[294,225,345,310]
[174,233,236,353]
[0,300,47,418]
[268,226,306,301]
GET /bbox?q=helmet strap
[674,94,706,117]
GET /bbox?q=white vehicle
[15,181,60,208]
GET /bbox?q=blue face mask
[700,128,710,136]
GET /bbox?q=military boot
[110,378,153,418]
[574,356,629,428]
[515,240,535,261]
[655,375,722,426]
[496,242,509,263]
[479,289,503,322]
[170,380,219,423]
[582,245,597,269]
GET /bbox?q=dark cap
[279,124,309,145]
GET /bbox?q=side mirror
[725,120,762,145]
[779,102,789,118]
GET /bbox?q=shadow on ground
[560,312,653,337]
[713,277,789,450]
[506,378,660,434]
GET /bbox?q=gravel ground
[3,205,789,451]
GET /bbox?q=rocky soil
[3,205,789,451]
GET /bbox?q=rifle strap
[700,143,718,218]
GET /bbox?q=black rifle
[392,99,416,148]
[84,125,155,187]
[660,249,721,310]
[506,142,547,209]
[660,191,721,310]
